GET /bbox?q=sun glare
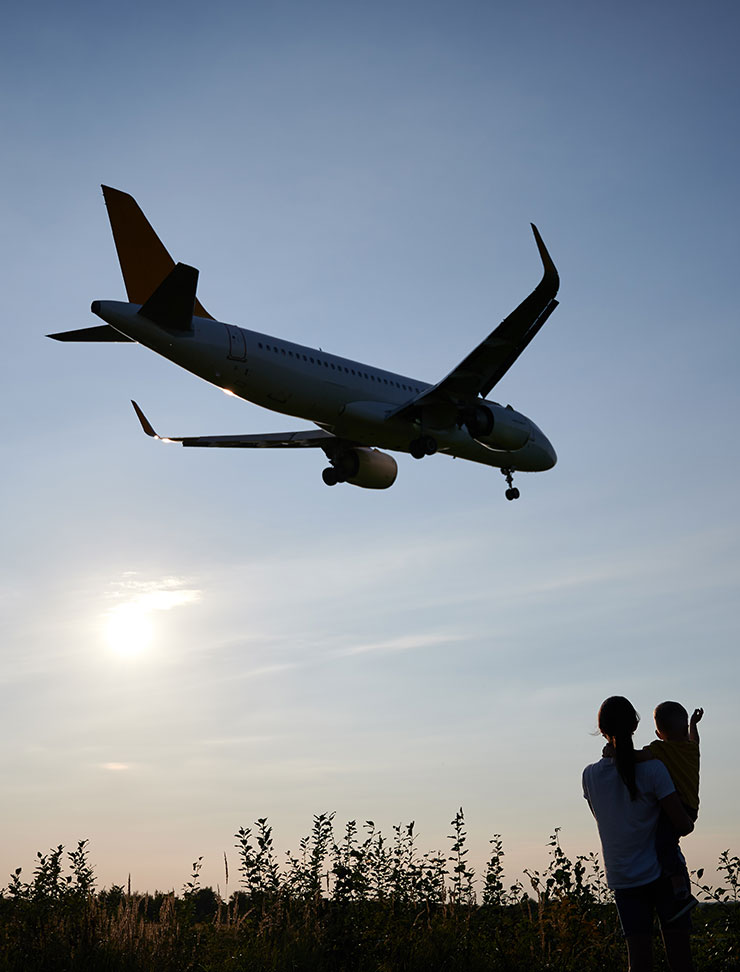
[102,575,202,659]
[104,602,154,658]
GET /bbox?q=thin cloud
[336,632,464,657]
[232,662,299,680]
[106,574,202,611]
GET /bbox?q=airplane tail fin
[138,263,199,332]
[101,186,213,319]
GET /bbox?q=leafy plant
[2,819,738,972]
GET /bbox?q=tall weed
[2,817,738,971]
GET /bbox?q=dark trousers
[655,803,698,883]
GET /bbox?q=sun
[104,602,154,658]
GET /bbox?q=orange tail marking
[101,186,213,319]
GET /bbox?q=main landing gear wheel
[322,467,341,486]
[322,450,358,486]
[501,467,520,501]
[409,435,437,459]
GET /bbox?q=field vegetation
[2,810,738,971]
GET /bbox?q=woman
[582,696,695,972]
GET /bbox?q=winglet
[131,400,158,438]
[530,224,559,293]
[102,186,213,319]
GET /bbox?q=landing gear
[322,450,359,486]
[409,435,437,459]
[501,467,520,501]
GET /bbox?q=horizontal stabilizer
[138,263,198,331]
[102,186,213,318]
[47,324,135,342]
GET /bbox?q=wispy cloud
[336,632,464,657]
[105,573,202,612]
[97,573,204,659]
[232,662,299,680]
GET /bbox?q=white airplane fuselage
[93,300,557,473]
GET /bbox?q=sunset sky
[2,0,739,894]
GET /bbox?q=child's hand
[691,707,704,725]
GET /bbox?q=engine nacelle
[338,448,398,489]
[463,404,530,451]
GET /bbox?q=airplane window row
[256,342,420,393]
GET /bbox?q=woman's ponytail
[612,729,638,800]
[598,696,640,801]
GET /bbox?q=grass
[1,812,738,971]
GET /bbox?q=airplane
[49,187,560,499]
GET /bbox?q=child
[601,701,702,919]
[644,702,703,917]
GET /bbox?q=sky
[2,0,739,896]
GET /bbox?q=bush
[1,814,737,972]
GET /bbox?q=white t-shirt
[582,757,676,889]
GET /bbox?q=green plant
[2,820,738,972]
[448,807,476,906]
[235,818,280,897]
[67,839,95,896]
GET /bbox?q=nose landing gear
[501,467,520,501]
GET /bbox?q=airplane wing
[131,401,338,450]
[390,224,559,420]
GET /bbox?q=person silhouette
[582,696,695,972]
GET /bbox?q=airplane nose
[543,438,557,469]
[91,300,101,316]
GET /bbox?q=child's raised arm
[690,707,704,744]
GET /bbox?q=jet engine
[462,404,530,451]
[322,448,398,489]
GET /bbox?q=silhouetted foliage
[1,816,738,971]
